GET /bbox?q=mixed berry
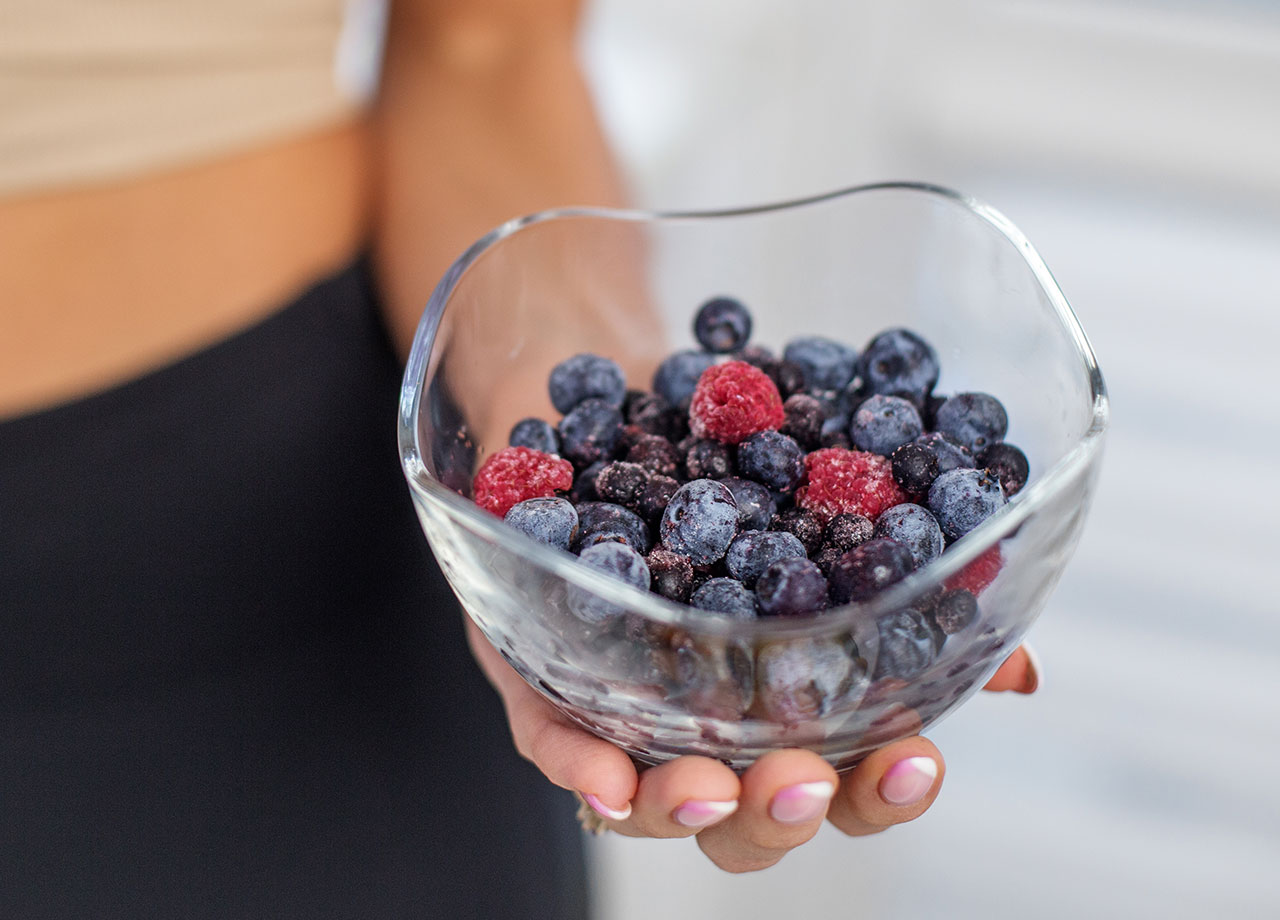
[472,296,1028,723]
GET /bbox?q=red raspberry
[472,447,574,518]
[688,360,785,445]
[795,448,906,525]
[944,545,1003,595]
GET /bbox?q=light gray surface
[579,2,1280,917]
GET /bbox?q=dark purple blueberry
[548,353,626,414]
[932,588,978,635]
[636,474,679,526]
[780,393,824,449]
[924,393,948,429]
[755,638,864,723]
[825,513,875,553]
[719,476,777,531]
[915,431,975,475]
[891,442,940,494]
[693,296,753,353]
[782,336,857,392]
[724,530,808,587]
[828,537,916,605]
[557,398,624,467]
[568,541,651,624]
[624,390,682,440]
[683,437,734,480]
[626,434,681,478]
[927,468,1007,541]
[572,501,653,554]
[691,577,758,619]
[569,461,605,503]
[874,503,944,568]
[646,547,695,603]
[736,431,805,494]
[660,479,739,566]
[756,558,829,616]
[850,394,924,457]
[772,360,808,399]
[653,350,716,408]
[768,507,824,556]
[856,328,940,408]
[980,442,1029,497]
[504,497,579,550]
[508,417,559,454]
[934,392,1009,454]
[594,461,650,509]
[819,429,853,450]
[734,344,777,369]
[873,607,943,680]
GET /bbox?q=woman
[0,0,1039,915]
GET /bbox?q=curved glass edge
[398,181,1110,640]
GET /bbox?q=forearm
[371,0,627,356]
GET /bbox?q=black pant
[0,260,588,919]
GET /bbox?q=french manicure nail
[584,793,631,822]
[673,799,739,829]
[1022,642,1042,693]
[769,781,836,824]
[880,756,938,807]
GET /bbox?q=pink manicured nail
[584,793,631,822]
[769,781,835,824]
[673,799,739,829]
[880,756,938,806]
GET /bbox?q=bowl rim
[398,181,1110,640]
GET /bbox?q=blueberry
[666,632,755,719]
[736,430,805,494]
[756,638,864,723]
[653,350,716,408]
[594,461,650,509]
[682,437,735,480]
[508,417,559,454]
[724,530,808,587]
[768,507,825,557]
[694,296,753,353]
[782,336,857,392]
[873,607,943,680]
[569,460,605,503]
[856,328,940,408]
[626,434,681,478]
[772,360,808,399]
[927,468,1006,541]
[691,577,758,619]
[828,537,916,605]
[932,588,978,635]
[504,497,579,550]
[572,501,653,554]
[824,513,875,553]
[980,442,1029,497]
[660,479,739,566]
[719,476,777,531]
[874,503,945,568]
[914,431,975,475]
[646,547,695,604]
[756,558,829,616]
[548,353,626,414]
[934,392,1009,454]
[568,542,651,625]
[636,474,679,526]
[891,442,940,494]
[850,394,924,457]
[557,398,623,467]
[779,393,824,450]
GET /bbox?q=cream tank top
[0,0,387,196]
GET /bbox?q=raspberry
[944,545,1003,595]
[472,447,573,518]
[688,360,785,445]
[795,448,906,525]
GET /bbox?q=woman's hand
[467,616,1039,873]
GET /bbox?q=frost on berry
[472,446,574,518]
[688,360,785,445]
[795,448,906,525]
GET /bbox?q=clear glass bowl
[398,182,1108,772]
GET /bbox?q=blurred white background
[576,1,1280,917]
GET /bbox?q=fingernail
[1022,643,1042,693]
[880,756,938,807]
[769,781,836,824]
[673,798,739,829]
[584,793,631,822]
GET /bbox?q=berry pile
[469,296,1029,704]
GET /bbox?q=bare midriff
[0,119,372,419]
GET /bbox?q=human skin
[0,0,1039,873]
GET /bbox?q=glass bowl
[398,182,1108,773]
